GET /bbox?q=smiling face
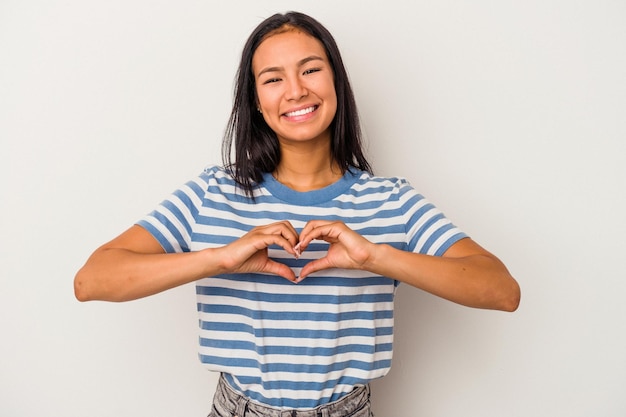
[252,29,337,147]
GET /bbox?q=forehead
[252,29,328,72]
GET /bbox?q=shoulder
[196,165,244,190]
[158,165,240,206]
[198,165,264,203]
[200,165,231,181]
[351,170,416,197]
[352,169,411,186]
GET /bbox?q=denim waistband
[209,374,371,417]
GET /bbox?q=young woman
[74,11,520,417]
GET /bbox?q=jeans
[208,374,373,417]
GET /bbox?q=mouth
[283,105,318,118]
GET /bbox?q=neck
[274,143,343,192]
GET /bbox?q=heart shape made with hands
[289,241,330,283]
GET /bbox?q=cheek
[326,86,338,115]
[324,79,338,108]
[255,87,265,109]
[256,88,280,113]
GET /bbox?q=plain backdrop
[1,1,625,416]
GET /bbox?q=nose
[285,76,308,101]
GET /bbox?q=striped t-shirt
[137,165,466,409]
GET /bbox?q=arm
[297,221,520,312]
[74,222,301,302]
[366,237,520,311]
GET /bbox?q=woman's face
[252,29,337,146]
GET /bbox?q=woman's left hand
[295,220,520,311]
[296,220,377,282]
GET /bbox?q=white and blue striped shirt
[137,165,466,409]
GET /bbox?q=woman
[74,11,520,417]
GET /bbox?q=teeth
[285,106,316,117]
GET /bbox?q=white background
[1,1,625,416]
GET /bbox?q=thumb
[297,257,333,283]
[263,259,298,283]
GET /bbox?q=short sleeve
[396,179,468,256]
[136,172,209,253]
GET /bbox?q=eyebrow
[257,55,325,78]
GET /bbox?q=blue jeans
[208,374,373,417]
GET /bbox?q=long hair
[222,11,372,195]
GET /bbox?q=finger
[254,233,301,258]
[299,219,334,237]
[297,257,333,283]
[262,259,298,283]
[299,220,333,246]
[252,221,297,237]
[299,221,343,249]
[293,242,302,258]
[268,221,300,248]
[227,234,298,272]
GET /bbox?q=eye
[262,77,282,85]
[303,68,321,75]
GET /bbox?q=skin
[74,29,520,312]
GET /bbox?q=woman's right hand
[216,220,300,282]
[74,221,301,303]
